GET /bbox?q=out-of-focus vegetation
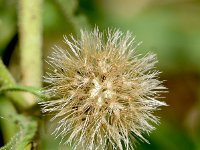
[0,0,200,149]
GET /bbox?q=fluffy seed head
[40,28,166,150]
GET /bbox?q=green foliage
[0,1,17,55]
[0,115,38,150]
[0,96,18,143]
[0,59,34,109]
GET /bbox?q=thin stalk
[0,85,48,100]
[18,0,43,106]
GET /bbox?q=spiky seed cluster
[40,28,166,150]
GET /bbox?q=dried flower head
[40,28,166,150]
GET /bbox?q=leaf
[0,1,17,55]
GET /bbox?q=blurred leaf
[56,0,77,15]
[138,121,195,150]
[90,2,200,74]
[0,1,17,55]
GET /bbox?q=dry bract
[40,28,166,150]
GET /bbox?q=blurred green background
[0,0,200,149]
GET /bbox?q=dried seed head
[40,28,167,150]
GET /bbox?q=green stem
[0,59,31,110]
[0,85,48,100]
[0,95,18,144]
[0,115,38,150]
[18,0,43,106]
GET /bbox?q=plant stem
[0,85,48,100]
[18,0,43,106]
[0,59,31,109]
[0,95,18,144]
